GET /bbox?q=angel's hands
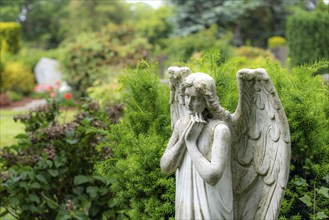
[184,113,206,144]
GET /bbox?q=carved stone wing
[168,66,191,128]
[231,68,291,220]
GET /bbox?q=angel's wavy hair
[180,73,230,120]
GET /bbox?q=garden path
[0,98,46,111]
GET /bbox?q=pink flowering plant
[33,81,75,107]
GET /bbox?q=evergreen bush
[286,9,329,66]
[97,63,175,219]
[0,22,21,54]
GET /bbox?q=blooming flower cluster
[34,81,74,105]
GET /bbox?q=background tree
[59,0,130,41]
[169,0,305,47]
[0,0,23,22]
[286,3,329,66]
[128,3,173,46]
[0,0,69,48]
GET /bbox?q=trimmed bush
[0,62,35,94]
[234,46,276,60]
[268,36,286,48]
[0,22,21,54]
[286,9,329,66]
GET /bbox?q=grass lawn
[0,109,76,148]
[0,110,26,147]
[0,108,76,218]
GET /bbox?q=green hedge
[0,22,21,54]
[286,9,329,66]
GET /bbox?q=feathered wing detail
[168,66,191,128]
[231,68,291,220]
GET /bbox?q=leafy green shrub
[87,82,122,106]
[0,99,124,219]
[268,36,287,48]
[97,63,175,219]
[7,90,23,102]
[0,22,21,54]
[60,23,152,97]
[286,9,329,66]
[234,46,276,60]
[0,61,35,94]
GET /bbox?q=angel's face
[185,86,206,115]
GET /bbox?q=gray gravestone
[34,57,62,88]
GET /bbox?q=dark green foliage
[161,25,233,66]
[97,63,175,219]
[169,0,295,47]
[0,99,124,219]
[169,0,261,35]
[0,0,22,22]
[287,8,329,66]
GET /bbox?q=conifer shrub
[97,63,175,219]
[0,99,124,219]
[0,22,21,54]
[286,8,329,66]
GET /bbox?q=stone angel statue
[160,67,291,219]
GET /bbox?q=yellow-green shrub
[268,36,286,48]
[234,46,276,60]
[0,62,35,94]
[0,22,21,54]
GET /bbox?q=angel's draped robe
[175,119,233,219]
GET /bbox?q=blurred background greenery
[0,0,328,219]
[0,0,328,99]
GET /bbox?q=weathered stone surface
[322,74,329,84]
[34,58,62,87]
